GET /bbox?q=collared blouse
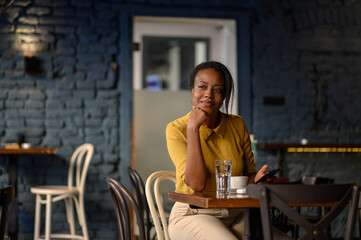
[166,111,256,194]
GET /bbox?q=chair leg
[45,194,52,240]
[78,196,89,240]
[357,208,361,239]
[65,198,76,236]
[34,194,42,240]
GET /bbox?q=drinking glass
[215,160,232,196]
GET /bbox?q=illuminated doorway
[133,17,237,184]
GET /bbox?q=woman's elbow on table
[185,177,206,192]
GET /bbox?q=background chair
[30,143,94,240]
[106,177,146,240]
[300,175,334,185]
[247,183,359,240]
[128,167,154,240]
[0,185,15,240]
[145,171,176,240]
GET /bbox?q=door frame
[118,4,251,187]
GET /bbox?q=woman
[166,61,269,239]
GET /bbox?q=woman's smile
[200,100,214,108]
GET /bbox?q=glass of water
[215,160,232,196]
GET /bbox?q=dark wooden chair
[106,177,146,240]
[0,185,15,240]
[128,167,154,240]
[296,175,335,238]
[247,183,359,240]
[272,175,335,238]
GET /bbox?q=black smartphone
[255,168,280,184]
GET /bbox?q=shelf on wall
[256,143,361,177]
[257,143,361,153]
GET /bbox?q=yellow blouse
[166,111,256,194]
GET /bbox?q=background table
[256,143,361,176]
[0,147,56,240]
[0,147,56,192]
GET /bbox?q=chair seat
[31,186,79,195]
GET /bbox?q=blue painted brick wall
[1,0,361,239]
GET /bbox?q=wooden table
[169,191,260,208]
[169,190,343,240]
[169,191,263,240]
[0,148,56,154]
[0,147,56,240]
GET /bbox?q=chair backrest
[67,143,94,192]
[107,177,146,240]
[145,171,176,240]
[300,175,335,228]
[128,167,152,240]
[0,185,15,239]
[247,183,359,240]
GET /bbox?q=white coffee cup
[231,176,248,189]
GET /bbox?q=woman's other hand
[254,165,277,184]
[254,165,268,183]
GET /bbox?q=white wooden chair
[145,171,176,240]
[31,143,94,240]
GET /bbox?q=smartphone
[255,168,280,184]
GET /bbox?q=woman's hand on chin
[188,106,209,129]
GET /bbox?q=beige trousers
[168,202,244,240]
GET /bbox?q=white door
[133,17,237,194]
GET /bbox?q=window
[142,36,209,90]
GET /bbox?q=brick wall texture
[0,0,361,239]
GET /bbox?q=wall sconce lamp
[25,56,43,75]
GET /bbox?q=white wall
[134,90,192,180]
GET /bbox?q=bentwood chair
[31,143,94,240]
[106,177,146,240]
[128,167,154,240]
[0,185,15,240]
[247,183,359,240]
[145,171,176,240]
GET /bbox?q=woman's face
[192,68,225,117]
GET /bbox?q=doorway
[132,16,238,186]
